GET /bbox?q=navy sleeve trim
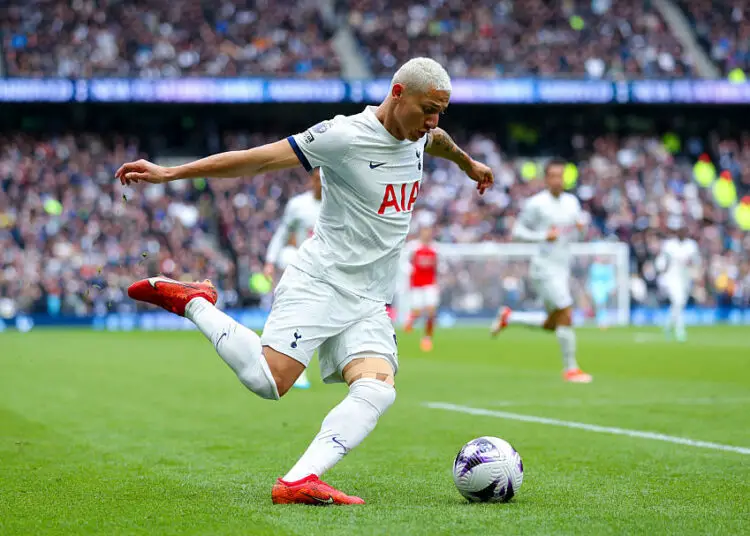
[287,136,313,172]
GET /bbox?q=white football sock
[185,297,279,400]
[673,304,685,336]
[664,306,673,332]
[283,378,396,482]
[294,369,310,386]
[555,326,579,371]
[508,310,546,327]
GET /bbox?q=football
[453,436,524,503]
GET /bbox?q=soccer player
[490,159,592,383]
[116,57,493,505]
[587,256,616,328]
[404,226,441,351]
[655,227,700,342]
[263,168,323,390]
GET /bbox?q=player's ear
[391,83,405,100]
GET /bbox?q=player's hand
[116,159,173,186]
[465,160,494,195]
[576,221,586,233]
[262,263,275,282]
[546,226,559,242]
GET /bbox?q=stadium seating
[346,0,694,79]
[676,0,750,77]
[3,0,699,80]
[0,132,236,318]
[2,0,339,77]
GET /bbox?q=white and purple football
[452,436,524,503]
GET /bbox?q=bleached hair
[390,57,452,95]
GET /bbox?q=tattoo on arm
[426,128,472,171]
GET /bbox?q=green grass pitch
[1,326,749,535]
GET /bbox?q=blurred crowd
[409,130,750,313]
[2,125,749,319]
[2,0,709,80]
[0,132,235,319]
[347,0,693,79]
[677,0,750,77]
[2,0,338,78]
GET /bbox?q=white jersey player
[116,57,494,505]
[491,159,592,383]
[656,228,700,342]
[262,168,323,390]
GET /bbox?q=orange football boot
[271,475,365,505]
[563,368,593,383]
[127,276,217,316]
[490,306,511,337]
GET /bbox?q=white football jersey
[265,190,322,266]
[658,238,700,285]
[287,106,426,302]
[512,189,584,274]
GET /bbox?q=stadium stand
[676,0,750,77]
[346,0,695,79]
[2,124,748,318]
[2,0,339,77]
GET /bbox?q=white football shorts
[409,284,439,310]
[531,271,573,312]
[261,266,398,383]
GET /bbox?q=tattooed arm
[425,128,494,194]
[425,128,473,172]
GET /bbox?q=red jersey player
[404,226,441,351]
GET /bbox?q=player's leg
[272,305,398,505]
[273,357,395,505]
[539,278,592,383]
[662,282,674,339]
[669,285,688,342]
[292,368,312,390]
[128,276,292,399]
[421,305,436,351]
[553,306,591,383]
[490,275,548,336]
[405,307,422,333]
[186,295,308,397]
[420,285,439,351]
[590,285,609,329]
[405,287,424,333]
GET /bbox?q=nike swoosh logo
[369,161,386,169]
[148,276,173,288]
[147,276,203,291]
[216,331,228,347]
[301,492,334,504]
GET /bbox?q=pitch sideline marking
[424,402,750,455]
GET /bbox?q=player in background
[655,227,700,342]
[116,57,494,505]
[403,226,442,352]
[587,256,616,328]
[263,168,323,389]
[490,159,593,383]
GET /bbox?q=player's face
[545,164,565,196]
[311,168,322,199]
[419,227,433,243]
[392,84,450,141]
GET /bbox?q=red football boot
[271,475,365,505]
[127,276,217,316]
[490,306,511,337]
